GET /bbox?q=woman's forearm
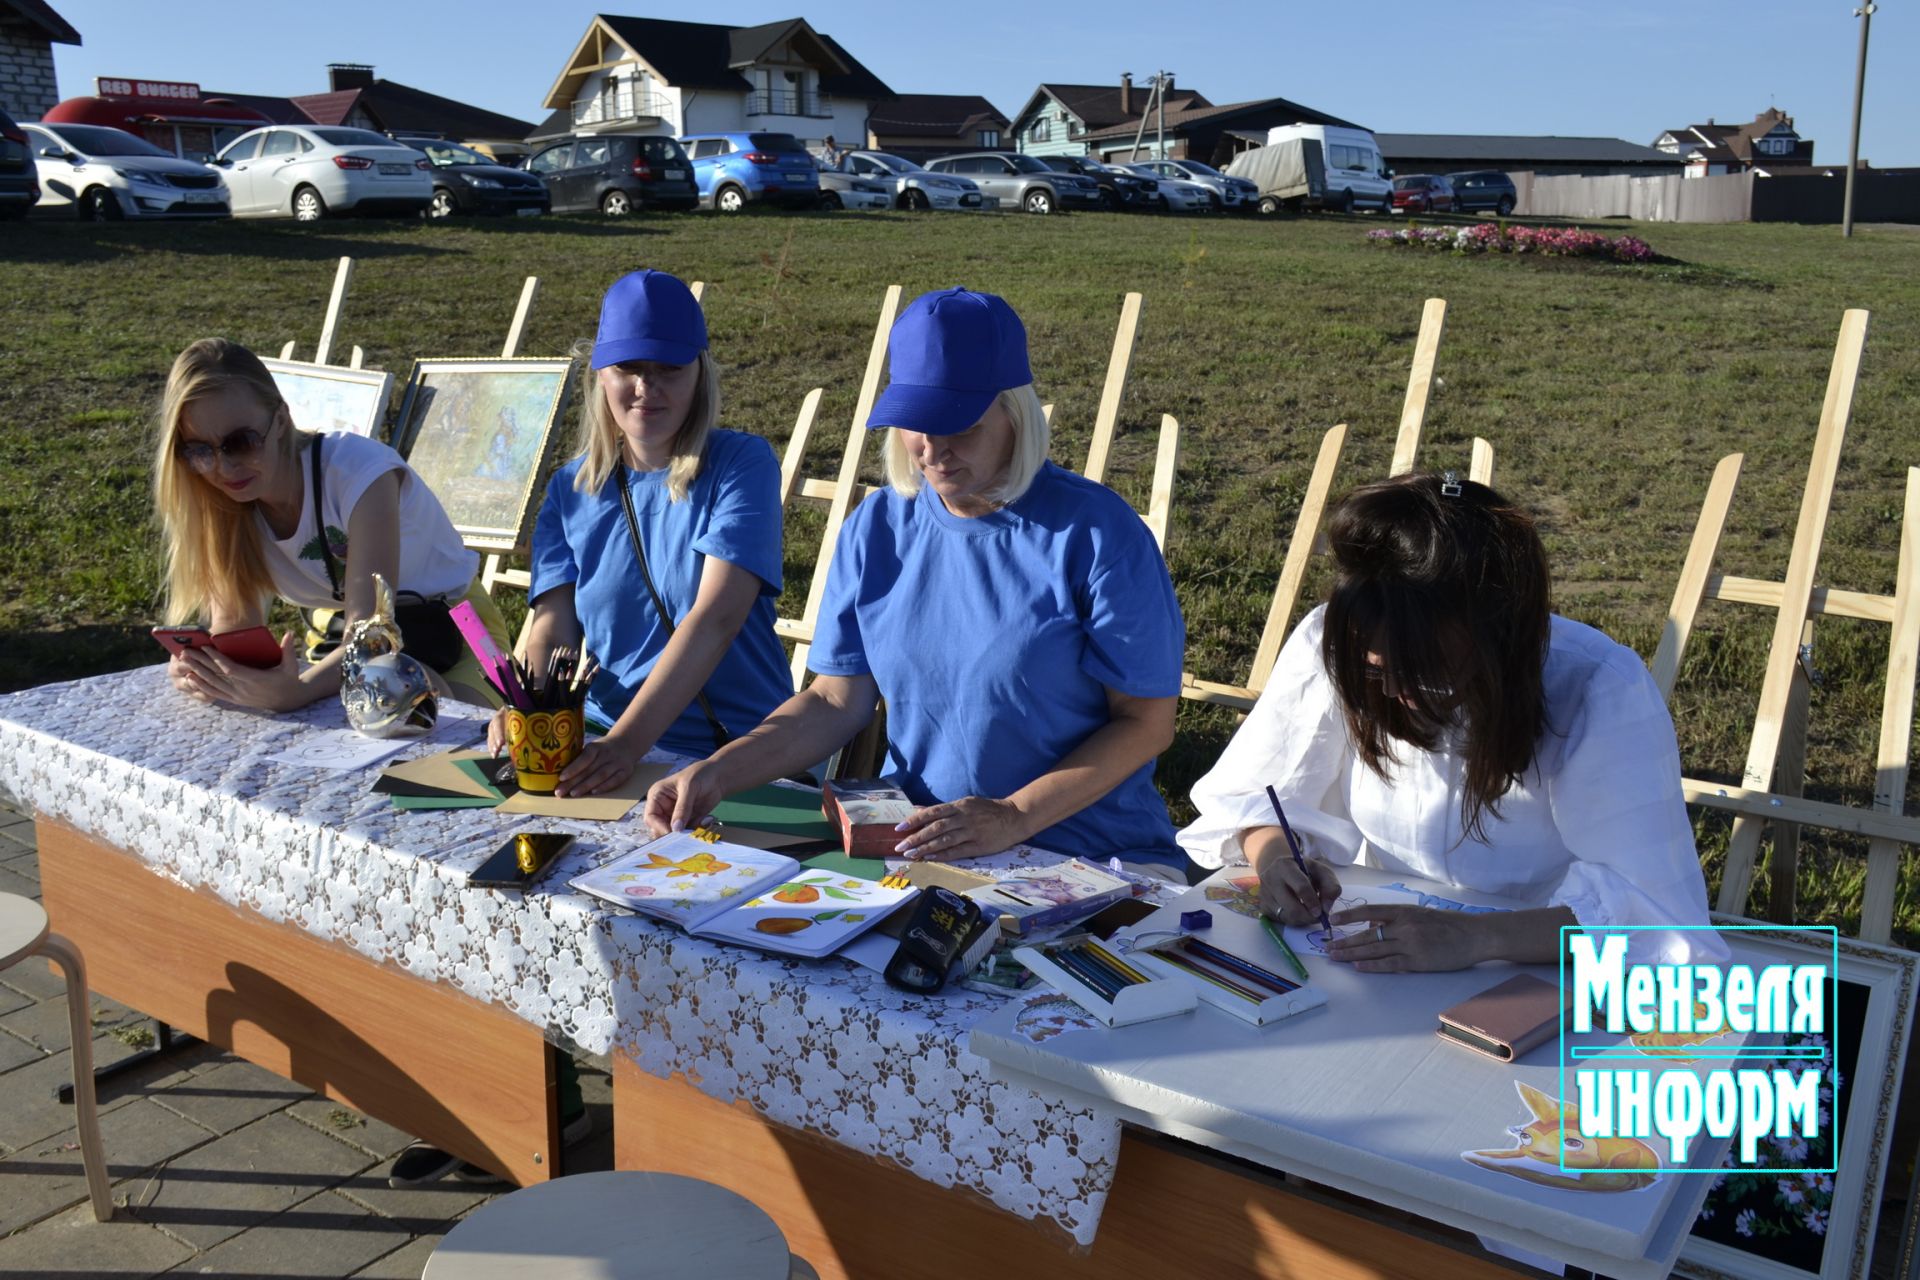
[1001,702,1173,843]
[1480,906,1578,965]
[601,606,743,754]
[700,678,877,793]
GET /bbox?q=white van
[1265,123,1392,213]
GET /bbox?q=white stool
[423,1170,798,1279]
[0,893,113,1220]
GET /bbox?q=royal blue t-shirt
[808,461,1187,869]
[530,429,792,758]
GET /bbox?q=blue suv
[678,132,819,211]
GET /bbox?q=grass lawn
[1,208,1917,940]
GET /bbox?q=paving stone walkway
[0,801,614,1278]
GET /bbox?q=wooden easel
[278,257,366,370]
[1652,309,1920,942]
[1180,298,1483,711]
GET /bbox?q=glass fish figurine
[339,573,437,738]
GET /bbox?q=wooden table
[612,1044,1526,1280]
[36,819,563,1185]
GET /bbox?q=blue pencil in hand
[1265,784,1332,938]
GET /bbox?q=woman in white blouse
[1177,472,1711,972]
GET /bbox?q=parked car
[832,151,988,210]
[1391,174,1454,214]
[678,132,819,211]
[1127,157,1253,211]
[1120,163,1213,212]
[25,121,229,221]
[815,170,892,211]
[465,141,533,169]
[213,125,429,220]
[526,134,697,215]
[926,151,1098,214]
[1031,155,1151,210]
[1450,170,1517,216]
[391,137,549,218]
[0,106,37,220]
[1266,123,1393,212]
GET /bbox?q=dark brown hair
[1320,472,1551,841]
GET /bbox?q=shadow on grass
[0,219,461,265]
[0,624,160,694]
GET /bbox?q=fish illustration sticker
[1463,1082,1660,1193]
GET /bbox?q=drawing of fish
[642,850,732,878]
[1462,1082,1659,1193]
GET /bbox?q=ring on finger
[1373,925,1386,944]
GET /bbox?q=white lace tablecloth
[0,666,1128,1244]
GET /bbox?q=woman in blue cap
[484,269,791,797]
[646,287,1189,877]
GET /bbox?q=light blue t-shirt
[809,461,1188,870]
[530,429,792,758]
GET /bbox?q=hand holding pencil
[1252,785,1342,930]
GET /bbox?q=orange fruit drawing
[754,917,813,935]
[772,885,821,904]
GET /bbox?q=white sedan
[1122,164,1214,212]
[837,151,989,210]
[213,125,432,220]
[24,122,229,220]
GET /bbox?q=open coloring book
[568,830,916,959]
[1192,867,1509,953]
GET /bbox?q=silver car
[926,151,1098,214]
[1122,164,1213,213]
[214,125,432,221]
[1128,158,1251,210]
[815,170,893,211]
[833,151,988,211]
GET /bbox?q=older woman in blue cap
[645,287,1189,877]
[485,269,792,797]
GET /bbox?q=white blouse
[1177,606,1712,933]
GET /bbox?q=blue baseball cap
[591,270,707,369]
[867,288,1032,436]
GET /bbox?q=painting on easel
[393,357,574,551]
[263,359,393,439]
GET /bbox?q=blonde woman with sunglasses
[153,337,507,710]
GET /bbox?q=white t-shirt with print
[255,432,477,610]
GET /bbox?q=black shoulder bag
[614,461,731,752]
[305,434,467,673]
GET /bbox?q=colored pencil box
[1013,938,1195,1028]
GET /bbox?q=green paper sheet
[451,758,509,800]
[391,794,502,810]
[711,783,835,840]
[801,851,891,882]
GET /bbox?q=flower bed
[1367,221,1654,264]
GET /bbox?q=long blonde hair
[883,384,1050,504]
[153,338,297,623]
[570,348,721,502]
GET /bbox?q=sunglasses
[176,425,270,474]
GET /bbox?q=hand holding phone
[151,624,284,670]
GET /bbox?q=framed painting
[1675,923,1918,1280]
[263,358,393,439]
[392,358,574,552]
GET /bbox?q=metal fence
[1511,169,1920,224]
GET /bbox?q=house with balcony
[1654,108,1813,178]
[535,14,891,149]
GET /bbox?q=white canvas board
[970,865,1751,1267]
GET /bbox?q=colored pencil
[1261,916,1311,982]
[1051,945,1126,1001]
[1265,784,1332,938]
[1152,947,1262,1002]
[1078,941,1151,988]
[1178,937,1297,996]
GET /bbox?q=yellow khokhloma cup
[504,706,585,795]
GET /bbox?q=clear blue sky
[46,0,1916,165]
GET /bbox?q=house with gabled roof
[1082,95,1362,166]
[866,93,1008,159]
[537,14,892,149]
[1010,75,1213,157]
[279,64,535,148]
[1654,109,1813,178]
[0,0,80,119]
